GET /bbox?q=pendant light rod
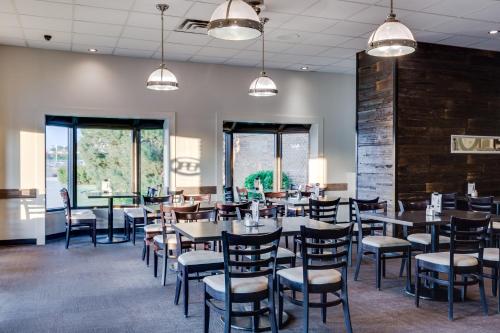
[225,0,233,19]
[261,17,267,73]
[156,4,168,66]
[389,0,394,16]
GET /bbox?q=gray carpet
[1,236,500,333]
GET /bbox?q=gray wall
[0,45,356,244]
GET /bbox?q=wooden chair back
[441,193,457,210]
[349,197,379,224]
[398,199,429,212]
[469,196,493,213]
[447,216,490,262]
[309,198,341,224]
[184,194,211,202]
[235,187,249,202]
[223,186,234,202]
[60,188,72,224]
[216,202,251,220]
[353,201,388,243]
[236,206,277,220]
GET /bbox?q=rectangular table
[143,201,217,214]
[268,197,349,217]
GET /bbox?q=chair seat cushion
[492,221,500,230]
[178,250,223,266]
[362,236,410,248]
[469,248,500,262]
[244,247,295,260]
[277,267,342,285]
[144,224,172,234]
[407,233,450,246]
[123,208,144,219]
[203,274,268,294]
[71,210,96,221]
[153,234,177,247]
[415,252,478,267]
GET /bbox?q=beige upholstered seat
[245,247,295,260]
[415,252,478,267]
[203,274,268,294]
[407,233,450,246]
[144,224,173,234]
[177,250,223,266]
[71,210,96,221]
[469,248,500,262]
[492,221,500,230]
[277,267,341,285]
[153,234,177,247]
[123,208,144,219]
[362,236,410,248]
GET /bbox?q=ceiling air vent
[176,19,209,35]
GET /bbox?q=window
[45,126,70,209]
[44,116,165,210]
[282,133,309,188]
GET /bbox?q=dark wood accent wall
[356,52,396,207]
[357,42,500,204]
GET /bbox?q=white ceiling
[0,0,500,74]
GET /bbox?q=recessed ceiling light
[300,66,309,71]
[88,48,98,53]
[489,30,499,35]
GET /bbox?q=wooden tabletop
[172,216,346,243]
[87,192,138,199]
[143,201,217,213]
[359,209,497,227]
[268,197,349,206]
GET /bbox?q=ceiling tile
[376,0,440,11]
[322,21,377,37]
[337,37,366,50]
[401,12,453,31]
[412,30,451,43]
[72,33,118,47]
[184,2,217,21]
[284,43,329,56]
[167,31,211,46]
[190,55,226,64]
[73,21,123,37]
[280,15,337,33]
[0,12,19,27]
[28,40,70,50]
[303,33,351,47]
[471,38,500,52]
[196,46,240,58]
[19,15,72,31]
[224,57,259,67]
[0,0,16,13]
[286,63,323,71]
[116,37,159,51]
[74,0,135,10]
[121,26,160,41]
[234,49,274,61]
[162,52,192,62]
[72,44,114,54]
[304,0,369,20]
[429,18,499,38]
[266,29,314,43]
[14,0,72,19]
[262,11,295,28]
[318,46,358,58]
[74,6,128,25]
[166,42,202,55]
[133,0,193,17]
[24,28,71,43]
[1,26,24,39]
[300,56,338,66]
[464,2,500,23]
[207,37,255,50]
[439,35,489,47]
[422,0,495,17]
[128,12,180,30]
[268,53,305,63]
[114,47,154,58]
[264,0,319,15]
[0,36,26,46]
[348,6,410,24]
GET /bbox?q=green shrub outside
[244,170,290,192]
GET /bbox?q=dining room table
[358,209,499,300]
[267,196,350,216]
[172,216,347,331]
[87,191,139,244]
[142,200,218,214]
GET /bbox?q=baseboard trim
[46,228,128,241]
[0,238,37,246]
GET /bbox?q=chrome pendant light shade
[147,4,178,91]
[366,0,416,57]
[208,0,262,41]
[249,18,277,97]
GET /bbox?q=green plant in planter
[244,170,290,194]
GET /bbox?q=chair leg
[204,288,210,333]
[142,240,146,261]
[153,252,158,278]
[146,243,150,266]
[497,268,500,314]
[224,301,231,333]
[492,267,498,297]
[321,293,327,323]
[348,238,353,267]
[382,255,386,278]
[399,257,406,278]
[183,266,189,317]
[132,220,137,245]
[461,276,468,301]
[278,277,284,329]
[376,250,382,290]
[415,260,420,308]
[448,273,454,320]
[65,225,71,249]
[285,236,289,249]
[92,223,97,247]
[478,273,488,316]
[406,248,412,292]
[303,290,309,333]
[161,246,168,286]
[268,289,278,333]
[342,279,353,333]
[174,270,182,305]
[354,246,363,281]
[252,301,260,331]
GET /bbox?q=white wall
[0,45,356,244]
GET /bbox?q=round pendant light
[207,0,262,41]
[249,18,277,97]
[366,0,416,57]
[147,4,178,91]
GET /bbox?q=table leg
[97,197,127,244]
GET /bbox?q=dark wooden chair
[216,202,251,221]
[469,196,494,213]
[141,195,172,266]
[153,203,199,285]
[474,225,500,313]
[354,201,412,290]
[348,197,380,266]
[415,216,490,320]
[60,188,96,248]
[264,191,288,215]
[235,186,249,202]
[173,209,224,317]
[124,194,169,245]
[184,194,211,202]
[223,186,234,202]
[278,225,353,333]
[203,228,282,333]
[236,206,278,220]
[442,193,457,210]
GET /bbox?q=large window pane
[76,128,133,206]
[282,133,309,189]
[140,129,164,195]
[233,133,276,191]
[45,126,69,209]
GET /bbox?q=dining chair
[264,191,288,216]
[235,186,249,202]
[354,201,412,290]
[152,203,199,285]
[216,202,251,221]
[442,193,457,210]
[236,206,296,268]
[223,186,234,202]
[348,197,380,266]
[278,225,353,333]
[167,189,184,203]
[469,196,494,213]
[203,228,282,333]
[184,194,211,202]
[415,215,490,320]
[124,194,167,245]
[141,195,172,266]
[60,188,97,249]
[173,209,224,317]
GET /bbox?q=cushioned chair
[173,209,224,317]
[152,203,199,286]
[216,202,251,221]
[124,194,165,245]
[348,197,380,266]
[469,196,493,213]
[235,186,249,202]
[442,193,457,210]
[203,228,282,333]
[415,216,490,320]
[354,201,412,290]
[278,225,353,333]
[141,195,172,266]
[60,188,96,249]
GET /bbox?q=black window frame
[45,115,165,211]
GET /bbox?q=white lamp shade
[248,74,278,97]
[146,67,179,91]
[367,20,416,57]
[208,0,262,41]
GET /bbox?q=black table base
[405,285,464,302]
[221,308,289,332]
[97,235,128,244]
